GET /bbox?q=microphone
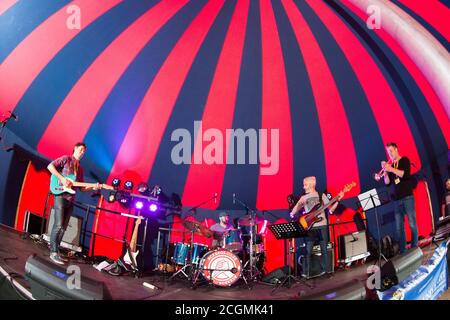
[233,193,236,204]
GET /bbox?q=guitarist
[289,176,343,278]
[47,142,100,265]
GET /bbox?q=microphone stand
[232,194,260,282]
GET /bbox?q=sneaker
[50,253,65,265]
[58,253,69,262]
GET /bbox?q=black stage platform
[0,224,438,300]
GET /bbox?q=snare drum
[224,229,242,251]
[199,249,241,287]
[172,242,189,265]
[191,243,209,265]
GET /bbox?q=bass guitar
[298,182,356,231]
[50,173,114,195]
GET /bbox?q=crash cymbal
[182,220,213,238]
[182,220,198,231]
[238,215,264,226]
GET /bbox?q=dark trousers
[304,226,329,276]
[50,196,73,253]
[394,195,418,253]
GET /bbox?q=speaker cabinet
[23,211,46,235]
[25,254,110,300]
[298,243,334,278]
[338,230,370,264]
[380,247,423,291]
[42,208,82,252]
[303,280,366,300]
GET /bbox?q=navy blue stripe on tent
[149,0,238,197]
[9,0,160,149]
[0,0,71,64]
[326,0,446,211]
[219,0,262,209]
[82,0,208,181]
[271,0,326,195]
[298,0,386,192]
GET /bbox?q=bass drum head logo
[201,249,241,287]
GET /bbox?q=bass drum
[199,249,241,287]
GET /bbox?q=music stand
[357,189,388,268]
[268,222,313,293]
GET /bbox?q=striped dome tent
[0,0,448,213]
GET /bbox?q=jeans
[50,196,73,253]
[394,195,418,253]
[304,226,328,277]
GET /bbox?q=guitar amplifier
[42,208,83,252]
[338,230,370,264]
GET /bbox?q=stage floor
[0,224,444,300]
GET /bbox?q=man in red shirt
[47,142,100,265]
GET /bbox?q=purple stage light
[149,204,158,212]
[135,201,144,210]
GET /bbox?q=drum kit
[166,216,266,288]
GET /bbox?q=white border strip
[0,265,35,300]
[348,0,450,116]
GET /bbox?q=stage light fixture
[118,193,131,208]
[150,185,162,197]
[137,182,149,194]
[149,203,158,212]
[107,191,117,203]
[111,178,121,188]
[124,180,134,191]
[135,200,144,210]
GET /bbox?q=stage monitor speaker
[25,254,110,300]
[303,280,366,300]
[338,230,369,263]
[298,243,334,278]
[261,266,288,284]
[380,247,423,291]
[45,208,82,247]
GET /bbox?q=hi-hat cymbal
[238,215,264,226]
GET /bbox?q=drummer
[210,212,234,249]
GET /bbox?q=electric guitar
[124,216,142,269]
[50,173,114,195]
[298,182,356,231]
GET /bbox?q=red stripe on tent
[341,0,449,147]
[282,0,360,198]
[256,0,293,209]
[0,0,18,15]
[107,0,225,183]
[0,0,123,114]
[306,0,421,171]
[397,0,450,42]
[37,0,188,159]
[181,0,249,209]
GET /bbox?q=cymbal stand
[233,194,259,282]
